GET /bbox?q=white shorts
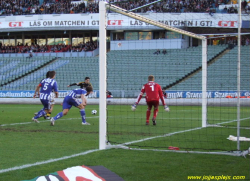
[49,92,56,105]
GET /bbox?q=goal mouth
[99,1,250,156]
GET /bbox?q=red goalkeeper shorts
[147,100,159,110]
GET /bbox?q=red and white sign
[9,22,23,27]
[107,20,123,26]
[0,13,243,30]
[218,21,237,27]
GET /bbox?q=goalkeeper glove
[131,103,138,111]
[164,105,170,112]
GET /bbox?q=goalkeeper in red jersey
[131,75,169,125]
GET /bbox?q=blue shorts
[62,96,81,110]
[40,99,51,110]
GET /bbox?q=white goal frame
[98,1,208,150]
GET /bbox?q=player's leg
[34,108,43,116]
[45,104,54,120]
[77,104,90,125]
[54,109,69,120]
[32,100,50,123]
[50,97,72,126]
[46,94,56,119]
[50,108,69,126]
[152,101,159,126]
[146,102,153,125]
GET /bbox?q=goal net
[99,1,250,156]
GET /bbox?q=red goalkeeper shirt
[136,81,166,105]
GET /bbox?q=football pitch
[0,103,249,181]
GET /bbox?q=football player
[131,75,169,125]
[32,71,58,123]
[50,86,93,126]
[67,76,92,89]
[33,71,56,119]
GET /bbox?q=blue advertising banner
[165,91,250,98]
[0,90,99,98]
[0,90,249,98]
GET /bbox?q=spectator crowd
[0,0,249,16]
[0,41,98,53]
[0,0,98,16]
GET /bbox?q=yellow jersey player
[67,76,92,90]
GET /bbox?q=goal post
[202,39,208,128]
[99,1,107,150]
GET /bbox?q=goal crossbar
[106,3,206,40]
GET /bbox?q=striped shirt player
[63,89,87,109]
[33,71,57,119]
[32,71,58,123]
[50,86,93,126]
[131,75,169,125]
[39,78,58,104]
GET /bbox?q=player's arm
[136,86,145,104]
[67,83,77,87]
[33,83,41,98]
[81,94,87,106]
[53,82,59,98]
[131,86,145,111]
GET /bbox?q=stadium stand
[107,45,228,91]
[0,57,55,87]
[0,44,249,98]
[168,45,250,91]
[0,56,99,91]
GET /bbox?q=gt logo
[107,20,123,26]
[9,22,23,27]
[218,21,237,27]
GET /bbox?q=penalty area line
[0,149,100,174]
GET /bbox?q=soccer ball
[91,110,97,115]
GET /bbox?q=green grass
[0,103,249,181]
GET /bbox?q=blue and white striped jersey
[40,78,58,100]
[66,89,87,99]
